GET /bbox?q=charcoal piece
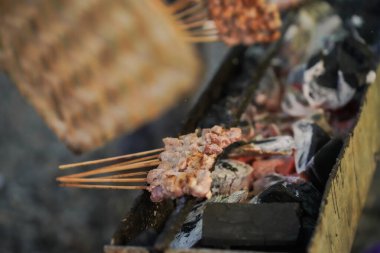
[201,203,301,248]
[257,183,300,203]
[251,174,294,196]
[294,183,322,219]
[299,216,318,248]
[303,34,376,110]
[337,35,376,82]
[293,120,331,173]
[304,138,344,191]
[256,182,322,247]
[228,136,295,158]
[257,182,322,219]
[170,191,249,249]
[282,65,318,118]
[303,63,357,110]
[170,201,205,249]
[211,159,254,195]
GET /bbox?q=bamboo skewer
[62,159,160,179]
[57,177,147,183]
[174,2,206,20]
[187,22,217,31]
[58,148,162,191]
[181,11,208,24]
[189,29,219,36]
[180,19,212,29]
[97,154,159,169]
[59,148,163,169]
[60,154,159,179]
[100,171,148,179]
[59,184,147,190]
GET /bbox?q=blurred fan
[0,0,201,153]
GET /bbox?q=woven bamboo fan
[0,0,201,153]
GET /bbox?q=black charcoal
[304,138,344,191]
[170,191,249,249]
[256,182,322,246]
[293,120,331,173]
[201,203,301,248]
[303,34,376,110]
[257,181,322,219]
[282,65,319,118]
[228,136,295,158]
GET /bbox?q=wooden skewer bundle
[57,148,164,190]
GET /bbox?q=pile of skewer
[57,148,164,190]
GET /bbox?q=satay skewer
[100,171,148,179]
[60,159,160,179]
[181,11,208,25]
[180,19,214,29]
[189,29,219,36]
[59,155,158,182]
[166,0,304,45]
[59,148,163,169]
[59,184,147,190]
[57,177,147,183]
[174,2,206,20]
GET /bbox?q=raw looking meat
[147,126,242,202]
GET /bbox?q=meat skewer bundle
[58,126,243,197]
[167,0,288,45]
[58,125,315,202]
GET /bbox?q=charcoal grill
[104,6,380,253]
